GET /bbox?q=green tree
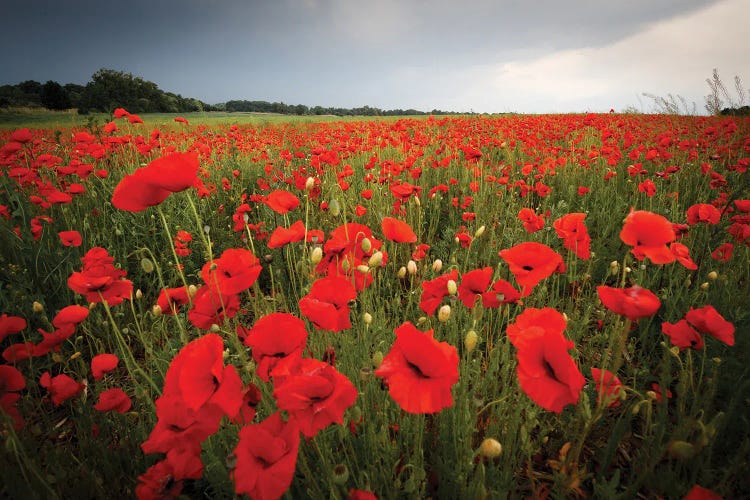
[40,81,71,110]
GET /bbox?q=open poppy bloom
[58,230,82,247]
[481,279,521,308]
[233,412,300,500]
[458,267,493,308]
[156,286,191,315]
[619,210,676,264]
[187,286,240,330]
[67,247,133,305]
[499,242,564,296]
[316,222,385,291]
[420,269,459,315]
[375,322,459,414]
[685,305,734,346]
[506,307,568,349]
[244,312,308,382]
[298,276,357,332]
[553,213,591,259]
[518,208,545,233]
[686,203,721,225]
[263,189,300,214]
[111,152,199,212]
[662,319,704,350]
[0,314,27,343]
[94,388,132,413]
[201,247,262,296]
[39,372,84,406]
[381,217,417,243]
[91,353,119,381]
[670,242,698,270]
[268,220,306,248]
[590,368,623,408]
[273,358,357,438]
[597,285,661,320]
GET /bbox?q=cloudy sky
[3,0,748,113]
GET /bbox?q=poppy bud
[332,464,349,485]
[667,440,695,460]
[210,324,221,333]
[329,199,341,217]
[417,316,427,324]
[700,282,709,290]
[438,304,451,322]
[474,225,486,238]
[432,259,443,272]
[398,266,407,278]
[464,330,478,352]
[140,258,155,273]
[359,367,373,382]
[188,284,198,297]
[407,260,417,275]
[263,254,273,264]
[135,289,143,300]
[305,177,315,190]
[356,264,370,275]
[707,271,718,280]
[363,312,372,325]
[361,237,372,253]
[446,280,457,295]
[311,246,323,264]
[33,301,44,313]
[478,438,503,458]
[372,351,384,369]
[69,351,81,361]
[368,251,383,267]
[152,305,162,316]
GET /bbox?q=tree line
[0,68,459,116]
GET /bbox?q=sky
[3,0,749,113]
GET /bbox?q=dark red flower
[481,279,521,308]
[201,247,262,295]
[619,210,676,264]
[0,365,26,394]
[273,358,357,437]
[39,372,84,406]
[597,285,661,320]
[590,368,623,408]
[374,322,459,414]
[662,319,704,350]
[112,152,199,212]
[518,208,545,233]
[711,243,733,262]
[683,484,722,500]
[299,276,356,332]
[381,217,417,243]
[94,388,132,413]
[187,286,240,330]
[244,312,308,382]
[232,383,263,425]
[91,353,119,381]
[136,458,184,500]
[233,412,300,500]
[670,242,698,270]
[499,242,564,296]
[156,286,191,315]
[685,305,734,346]
[686,204,721,225]
[58,230,82,247]
[0,314,26,343]
[52,305,89,328]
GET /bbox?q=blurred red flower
[662,319,704,350]
[553,213,591,260]
[39,372,84,406]
[91,353,119,381]
[591,367,623,408]
[597,285,661,320]
[94,388,132,413]
[685,305,734,346]
[58,230,82,247]
[686,203,721,225]
[381,217,417,243]
[0,314,26,343]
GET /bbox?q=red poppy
[553,213,591,260]
[263,189,300,214]
[619,210,676,264]
[128,114,143,124]
[499,242,564,296]
[156,286,191,315]
[67,247,133,305]
[381,217,417,243]
[39,372,84,406]
[374,322,459,414]
[0,365,26,394]
[91,353,119,381]
[298,276,357,332]
[515,325,584,413]
[481,279,521,308]
[187,286,240,330]
[683,484,722,500]
[597,285,661,320]
[518,208,545,233]
[685,305,734,346]
[201,247,261,295]
[10,128,33,143]
[162,333,243,417]
[111,152,199,212]
[711,243,733,262]
[233,412,300,500]
[2,342,35,363]
[113,108,130,118]
[590,367,623,408]
[273,358,357,438]
[0,314,26,343]
[94,388,132,413]
[458,267,493,308]
[506,307,568,349]
[662,319,704,350]
[174,116,189,125]
[420,269,459,315]
[232,383,263,425]
[316,222,384,291]
[136,458,187,500]
[268,220,306,249]
[244,312,308,382]
[58,230,82,247]
[52,305,89,328]
[686,204,721,225]
[348,489,378,500]
[670,242,698,270]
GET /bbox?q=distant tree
[40,80,71,110]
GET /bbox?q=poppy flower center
[522,265,534,271]
[407,361,429,379]
[542,360,558,381]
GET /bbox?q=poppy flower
[619,210,676,264]
[518,208,545,233]
[233,412,300,500]
[0,314,26,343]
[162,333,243,417]
[506,307,568,349]
[91,353,119,381]
[3,342,36,363]
[711,243,733,262]
[374,322,459,414]
[499,242,564,296]
[232,383,263,425]
[244,312,308,382]
[52,305,89,328]
[201,247,261,295]
[381,217,417,243]
[662,320,704,350]
[268,220,306,249]
[156,286,191,315]
[39,372,84,406]
[683,484,722,500]
[686,204,721,225]
[298,276,357,332]
[273,358,357,438]
[420,269,459,315]
[590,368,623,408]
[10,128,33,143]
[597,285,661,320]
[111,152,199,212]
[458,267,493,308]
[316,222,384,291]
[174,116,189,125]
[58,230,82,247]
[67,247,133,305]
[670,242,698,270]
[94,388,132,413]
[263,189,300,214]
[515,326,585,413]
[553,213,591,260]
[136,458,185,500]
[188,286,240,330]
[113,108,130,118]
[481,279,521,308]
[0,365,26,394]
[685,305,734,346]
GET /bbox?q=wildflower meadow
[0,111,748,499]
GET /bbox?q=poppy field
[0,111,749,499]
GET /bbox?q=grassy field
[0,112,748,499]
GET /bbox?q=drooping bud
[407,260,417,275]
[474,225,486,238]
[368,251,383,267]
[432,259,443,272]
[361,237,372,253]
[305,176,315,191]
[446,279,458,295]
[329,199,341,217]
[32,301,44,313]
[363,312,372,325]
[478,438,503,458]
[464,330,479,352]
[310,246,323,264]
[372,351,384,369]
[438,304,451,322]
[140,257,155,274]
